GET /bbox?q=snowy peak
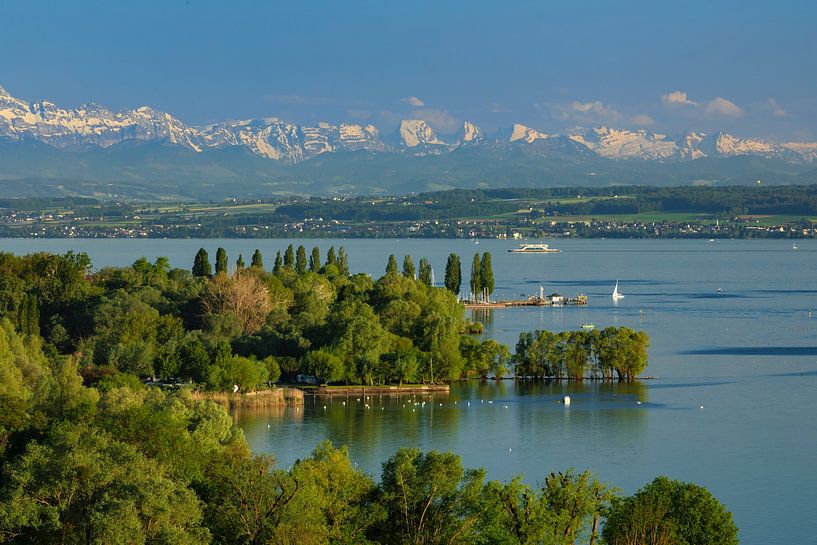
[398,119,445,148]
[710,132,778,157]
[571,127,677,160]
[1,83,817,164]
[509,123,550,143]
[460,121,482,142]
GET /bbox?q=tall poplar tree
[402,255,416,279]
[444,253,461,296]
[338,247,349,276]
[386,255,399,276]
[326,247,337,268]
[296,245,308,274]
[273,251,282,273]
[192,248,211,277]
[235,254,245,270]
[284,244,295,268]
[215,247,228,275]
[418,258,432,286]
[470,253,482,301]
[481,252,494,302]
[251,249,263,269]
[309,247,321,272]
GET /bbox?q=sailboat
[612,280,624,301]
[793,241,799,250]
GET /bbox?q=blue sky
[2,0,815,140]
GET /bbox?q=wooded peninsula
[0,246,740,544]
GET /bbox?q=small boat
[716,288,724,293]
[509,243,560,253]
[580,323,595,330]
[612,280,624,301]
[708,239,715,243]
[793,242,799,250]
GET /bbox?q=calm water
[3,237,816,545]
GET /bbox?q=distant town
[1,185,815,239]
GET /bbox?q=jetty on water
[464,287,587,310]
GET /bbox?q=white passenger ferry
[508,243,560,253]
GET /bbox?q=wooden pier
[465,294,587,310]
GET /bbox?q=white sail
[612,280,624,300]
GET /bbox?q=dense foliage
[0,330,739,543]
[514,328,650,381]
[0,249,736,544]
[0,249,650,390]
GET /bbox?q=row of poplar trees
[385,252,494,302]
[193,244,349,277]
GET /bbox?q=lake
[2,237,815,545]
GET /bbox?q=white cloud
[346,109,372,120]
[401,96,425,107]
[412,108,459,133]
[661,91,699,107]
[767,98,787,117]
[263,94,328,106]
[631,114,655,126]
[704,97,744,118]
[569,101,623,122]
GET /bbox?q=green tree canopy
[444,253,461,296]
[215,247,228,275]
[603,476,739,545]
[402,255,416,279]
[192,248,211,277]
[470,253,482,301]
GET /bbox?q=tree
[303,348,344,384]
[201,272,273,334]
[284,244,295,268]
[201,451,300,545]
[273,250,282,273]
[386,254,399,276]
[326,246,337,268]
[236,254,245,270]
[418,258,432,286]
[470,253,482,301]
[215,247,228,275]
[0,423,209,545]
[603,476,738,545]
[402,255,416,279]
[296,245,308,274]
[444,254,461,296]
[192,248,211,277]
[479,477,551,545]
[251,249,264,269]
[292,442,385,544]
[17,292,39,337]
[338,247,349,276]
[376,448,484,545]
[309,247,321,272]
[480,252,494,302]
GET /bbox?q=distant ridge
[2,84,816,164]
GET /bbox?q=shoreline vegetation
[0,247,739,545]
[0,247,650,394]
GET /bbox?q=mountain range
[1,84,816,199]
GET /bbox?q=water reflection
[238,380,648,478]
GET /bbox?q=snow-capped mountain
[1,84,816,164]
[0,85,201,150]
